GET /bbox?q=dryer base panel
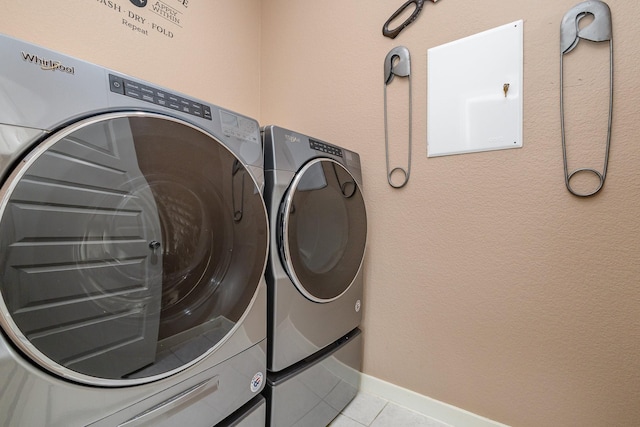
[265,329,361,427]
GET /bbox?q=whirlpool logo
[21,52,75,74]
[284,134,301,144]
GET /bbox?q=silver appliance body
[262,126,366,425]
[263,126,366,373]
[218,395,266,427]
[0,34,269,426]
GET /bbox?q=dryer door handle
[118,377,220,426]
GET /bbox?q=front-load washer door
[279,158,367,303]
[0,112,268,386]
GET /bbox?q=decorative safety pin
[382,0,440,39]
[560,0,614,197]
[383,46,412,189]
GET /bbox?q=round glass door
[0,112,268,385]
[279,158,367,302]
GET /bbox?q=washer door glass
[0,113,268,385]
[280,158,367,302]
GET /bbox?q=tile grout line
[368,400,388,426]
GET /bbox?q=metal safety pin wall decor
[560,0,614,197]
[383,46,412,189]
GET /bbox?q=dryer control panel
[309,139,343,158]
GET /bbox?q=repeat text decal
[96,0,189,40]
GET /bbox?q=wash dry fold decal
[94,0,190,40]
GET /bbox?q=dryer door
[0,112,268,386]
[279,158,367,303]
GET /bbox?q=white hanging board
[427,20,523,157]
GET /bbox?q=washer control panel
[309,139,343,158]
[109,74,212,121]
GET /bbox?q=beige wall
[2,1,640,426]
[261,1,640,426]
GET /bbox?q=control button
[125,81,141,92]
[126,89,142,99]
[109,74,125,95]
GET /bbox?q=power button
[109,74,125,95]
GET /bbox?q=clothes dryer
[262,125,366,371]
[0,34,268,426]
[262,126,366,426]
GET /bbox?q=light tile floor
[330,392,453,427]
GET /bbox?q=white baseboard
[359,373,510,427]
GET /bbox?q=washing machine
[0,34,269,426]
[262,126,366,426]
